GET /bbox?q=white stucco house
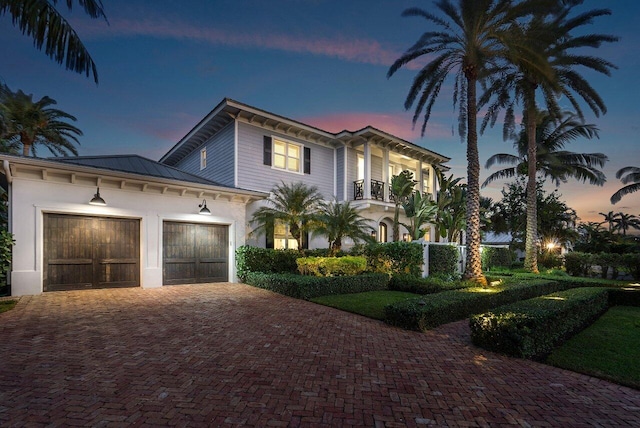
[1,98,450,296]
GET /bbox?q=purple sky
[1,0,638,223]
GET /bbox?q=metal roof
[53,155,223,186]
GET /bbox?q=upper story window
[273,139,301,173]
[422,169,431,193]
[357,154,365,180]
[200,148,207,170]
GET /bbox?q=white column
[363,141,371,200]
[417,160,423,193]
[382,149,390,201]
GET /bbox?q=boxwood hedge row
[244,272,389,300]
[469,287,611,359]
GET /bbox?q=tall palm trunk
[524,92,539,273]
[21,133,33,157]
[463,72,486,285]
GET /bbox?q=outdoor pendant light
[199,199,211,215]
[89,187,106,206]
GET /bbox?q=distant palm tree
[250,181,324,251]
[387,0,543,284]
[314,200,374,254]
[482,110,607,188]
[611,166,640,204]
[390,170,416,242]
[0,0,107,83]
[598,211,617,233]
[0,84,81,156]
[613,213,640,237]
[481,3,617,273]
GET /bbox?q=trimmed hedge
[428,244,459,277]
[364,242,423,277]
[383,279,574,331]
[481,247,513,271]
[469,287,610,359]
[388,273,469,295]
[236,246,299,281]
[296,256,367,277]
[244,272,389,300]
[608,288,640,307]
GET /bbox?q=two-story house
[0,98,449,296]
[160,98,450,249]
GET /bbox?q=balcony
[353,179,386,201]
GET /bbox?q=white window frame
[200,148,207,170]
[272,137,303,174]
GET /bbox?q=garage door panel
[44,214,140,291]
[163,222,228,285]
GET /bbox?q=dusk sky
[1,0,638,224]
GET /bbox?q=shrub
[296,256,367,277]
[537,251,563,270]
[608,288,640,307]
[428,244,459,277]
[591,253,622,279]
[244,272,388,299]
[0,230,14,289]
[364,242,423,277]
[469,287,610,359]
[235,246,300,281]
[384,279,573,332]
[564,252,593,277]
[620,253,640,280]
[388,273,469,295]
[481,247,513,271]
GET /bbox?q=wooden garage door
[163,222,229,285]
[44,214,140,291]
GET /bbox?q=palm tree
[598,211,618,233]
[401,191,438,241]
[432,170,464,242]
[482,110,607,188]
[611,167,640,204]
[387,0,543,284]
[390,170,416,242]
[481,3,617,273]
[313,200,374,254]
[612,213,640,237]
[0,0,107,83]
[0,84,82,156]
[250,181,324,251]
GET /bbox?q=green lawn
[547,306,640,389]
[311,291,419,320]
[0,299,17,314]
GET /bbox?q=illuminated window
[357,154,365,180]
[200,148,207,170]
[378,222,388,243]
[422,169,430,193]
[273,139,301,173]
[274,220,298,250]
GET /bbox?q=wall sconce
[402,233,410,242]
[199,199,211,215]
[370,230,377,239]
[89,187,106,206]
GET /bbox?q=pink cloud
[301,111,452,141]
[78,17,422,69]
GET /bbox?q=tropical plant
[250,181,324,251]
[611,166,640,204]
[387,0,543,284]
[313,200,375,254]
[598,211,618,233]
[0,84,82,156]
[390,170,416,242]
[401,191,438,241]
[432,170,466,242]
[482,110,607,188]
[574,222,613,254]
[612,213,640,237]
[481,2,617,273]
[0,0,107,83]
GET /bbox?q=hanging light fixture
[89,187,106,206]
[199,199,211,215]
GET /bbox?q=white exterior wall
[9,177,248,296]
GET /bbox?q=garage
[43,214,140,291]
[163,222,229,285]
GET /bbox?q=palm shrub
[313,200,374,254]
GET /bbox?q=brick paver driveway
[0,284,638,427]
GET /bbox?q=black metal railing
[353,179,386,201]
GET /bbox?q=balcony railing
[353,179,386,201]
